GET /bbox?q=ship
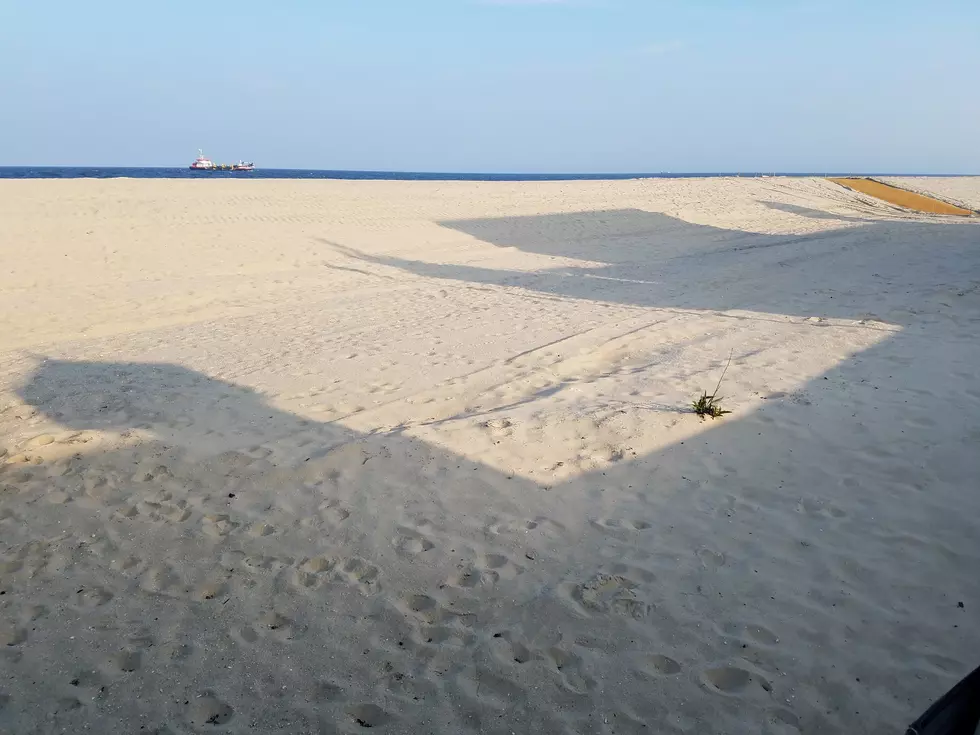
[189,150,215,170]
[189,152,255,171]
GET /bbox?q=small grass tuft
[692,351,734,420]
[692,391,731,419]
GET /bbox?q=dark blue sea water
[0,167,944,181]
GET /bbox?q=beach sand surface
[1,176,979,734]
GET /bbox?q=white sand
[1,176,978,734]
[881,176,980,212]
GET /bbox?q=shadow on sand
[328,205,977,327]
[3,205,980,734]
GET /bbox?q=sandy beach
[1,176,979,734]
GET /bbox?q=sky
[1,0,978,173]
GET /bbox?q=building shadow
[330,206,978,325]
[759,200,875,223]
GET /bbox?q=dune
[1,176,979,734]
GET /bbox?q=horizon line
[0,166,977,180]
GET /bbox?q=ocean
[0,167,934,181]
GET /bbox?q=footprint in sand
[383,667,439,702]
[482,417,515,439]
[236,611,300,644]
[319,499,351,524]
[235,553,294,574]
[401,594,442,624]
[702,666,771,695]
[257,611,290,633]
[113,505,140,521]
[75,586,114,609]
[202,513,239,538]
[194,580,228,601]
[140,565,180,595]
[487,516,566,538]
[108,650,141,673]
[415,625,474,648]
[565,573,650,619]
[592,518,653,532]
[920,653,963,674]
[290,573,314,589]
[403,593,477,628]
[45,489,73,505]
[53,697,83,715]
[769,708,801,731]
[68,669,106,691]
[161,642,194,661]
[391,527,435,556]
[481,553,523,578]
[83,475,130,506]
[346,703,391,728]
[20,604,48,623]
[333,557,380,593]
[0,625,27,647]
[716,621,780,646]
[489,632,534,665]
[797,498,847,520]
[447,566,492,589]
[291,555,336,588]
[637,654,682,676]
[134,464,175,483]
[746,625,780,646]
[456,668,528,711]
[447,553,523,589]
[545,646,597,694]
[311,680,344,702]
[235,626,261,644]
[27,434,55,448]
[248,522,276,537]
[187,693,233,726]
[300,555,336,574]
[698,548,726,569]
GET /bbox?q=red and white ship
[189,150,215,170]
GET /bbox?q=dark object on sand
[692,390,731,419]
[907,665,980,735]
[692,350,733,420]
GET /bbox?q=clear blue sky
[2,0,977,172]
